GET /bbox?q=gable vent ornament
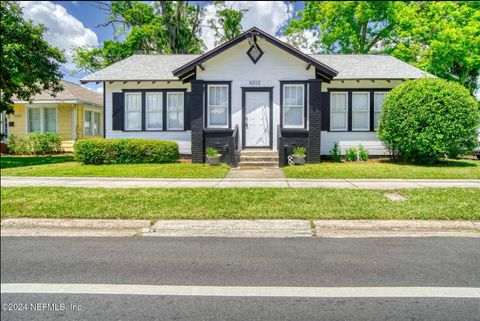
[247,34,263,64]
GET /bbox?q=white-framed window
[374,92,387,130]
[352,92,370,131]
[84,110,101,135]
[330,92,348,131]
[146,92,163,130]
[167,92,184,130]
[283,84,305,128]
[207,85,229,128]
[124,92,142,130]
[0,112,8,139]
[27,107,57,133]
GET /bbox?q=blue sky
[21,1,305,93]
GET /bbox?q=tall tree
[0,1,65,114]
[286,1,401,54]
[286,1,480,94]
[73,1,204,73]
[208,1,247,46]
[390,1,480,94]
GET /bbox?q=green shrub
[8,132,61,155]
[8,135,30,155]
[27,132,61,154]
[74,138,179,165]
[378,78,480,164]
[345,147,358,162]
[293,146,307,155]
[330,142,341,162]
[205,147,219,157]
[358,144,369,161]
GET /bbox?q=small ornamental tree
[378,78,479,164]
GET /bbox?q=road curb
[0,218,151,237]
[1,219,478,238]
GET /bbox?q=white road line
[2,284,480,298]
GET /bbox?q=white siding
[197,38,315,149]
[105,82,192,154]
[321,131,388,156]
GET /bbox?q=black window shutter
[112,92,124,131]
[184,92,191,130]
[320,92,330,131]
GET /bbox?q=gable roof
[81,54,199,83]
[172,27,338,81]
[14,80,103,106]
[79,27,433,84]
[311,54,435,79]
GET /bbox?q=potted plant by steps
[292,146,307,165]
[205,147,221,165]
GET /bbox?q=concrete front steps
[60,140,74,152]
[238,149,279,167]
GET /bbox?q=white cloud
[20,1,98,71]
[201,1,294,51]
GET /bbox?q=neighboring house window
[283,84,305,128]
[352,92,370,131]
[93,112,100,135]
[374,92,387,130]
[28,107,57,133]
[84,110,101,135]
[207,85,229,128]
[330,92,348,131]
[0,112,7,139]
[125,92,142,130]
[146,92,163,130]
[167,92,184,130]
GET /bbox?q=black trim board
[103,82,106,137]
[204,81,232,130]
[173,27,337,80]
[279,81,308,130]
[242,87,273,149]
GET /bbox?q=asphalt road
[2,237,480,320]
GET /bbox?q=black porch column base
[308,79,322,163]
[191,80,205,163]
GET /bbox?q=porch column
[191,80,205,163]
[308,79,322,163]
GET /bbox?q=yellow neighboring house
[6,80,103,152]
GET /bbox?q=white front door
[245,91,270,147]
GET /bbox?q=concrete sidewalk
[2,176,480,189]
[1,218,479,238]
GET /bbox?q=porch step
[238,149,279,168]
[238,161,278,167]
[60,140,74,153]
[239,156,279,162]
[240,150,278,157]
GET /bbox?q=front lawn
[283,159,480,179]
[0,154,75,169]
[0,155,230,179]
[1,187,479,220]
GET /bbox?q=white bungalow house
[81,27,433,166]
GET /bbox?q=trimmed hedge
[378,78,480,164]
[74,138,179,165]
[8,132,61,155]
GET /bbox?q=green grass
[0,155,75,169]
[284,159,480,179]
[0,156,230,178]
[1,187,479,220]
